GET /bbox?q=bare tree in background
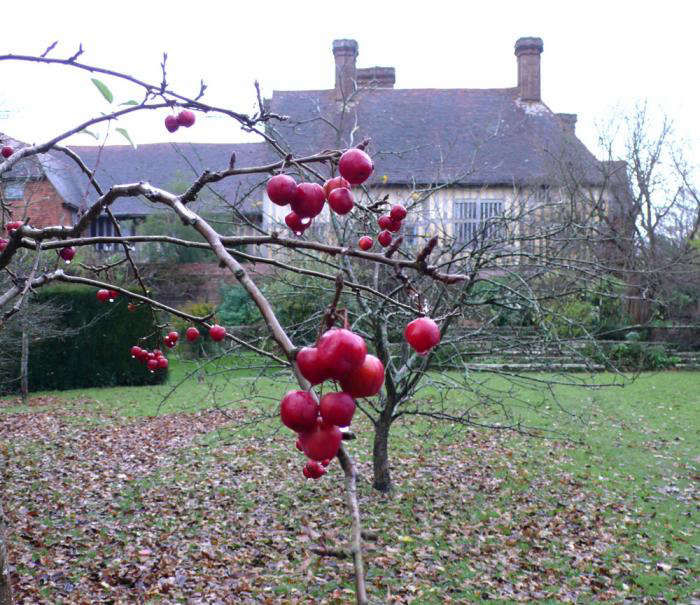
[593,102,700,326]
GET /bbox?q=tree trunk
[372,417,392,492]
[20,328,28,403]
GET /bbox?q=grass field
[1,360,698,603]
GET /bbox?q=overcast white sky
[1,0,697,163]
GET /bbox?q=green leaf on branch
[116,128,137,150]
[79,129,99,140]
[119,100,139,106]
[91,78,113,103]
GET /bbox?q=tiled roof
[0,133,44,181]
[6,81,605,221]
[45,142,274,217]
[268,87,603,187]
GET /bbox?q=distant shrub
[9,285,166,392]
[218,285,260,327]
[586,341,679,370]
[172,301,220,359]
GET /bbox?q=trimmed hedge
[24,285,166,391]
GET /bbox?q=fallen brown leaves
[0,399,695,603]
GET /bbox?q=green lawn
[1,363,697,603]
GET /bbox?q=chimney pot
[332,39,358,100]
[514,36,543,102]
[356,66,396,88]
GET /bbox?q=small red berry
[185,327,200,342]
[59,246,76,262]
[280,390,319,433]
[377,215,392,230]
[108,290,119,302]
[1,146,13,159]
[176,109,196,128]
[404,317,441,355]
[317,328,367,380]
[323,176,351,199]
[157,357,169,369]
[340,354,385,398]
[377,230,392,247]
[299,420,342,462]
[147,358,159,372]
[290,183,325,218]
[130,346,142,358]
[5,221,23,234]
[285,211,311,236]
[390,204,407,221]
[164,115,179,133]
[338,148,374,185]
[303,460,326,479]
[209,324,226,342]
[327,187,354,215]
[319,392,356,427]
[164,337,176,349]
[167,331,179,343]
[96,289,110,303]
[296,346,331,385]
[267,174,298,206]
[387,218,402,233]
[358,236,373,251]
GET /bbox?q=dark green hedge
[25,285,166,391]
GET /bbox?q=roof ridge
[272,87,519,94]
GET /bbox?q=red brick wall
[7,178,72,227]
[146,261,276,308]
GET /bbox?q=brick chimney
[333,39,358,100]
[556,113,577,135]
[514,37,543,102]
[356,66,396,88]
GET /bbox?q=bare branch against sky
[2,0,696,161]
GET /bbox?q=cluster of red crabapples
[164,109,196,133]
[130,345,170,372]
[181,324,227,343]
[96,285,229,369]
[357,203,408,251]
[266,148,374,237]
[128,321,227,373]
[129,331,182,373]
[280,318,441,480]
[280,325,386,480]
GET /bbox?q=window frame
[453,198,504,246]
[3,182,25,200]
[89,216,116,251]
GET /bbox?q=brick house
[2,37,625,258]
[0,136,269,251]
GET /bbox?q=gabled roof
[268,87,603,187]
[43,142,273,217]
[0,133,44,181]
